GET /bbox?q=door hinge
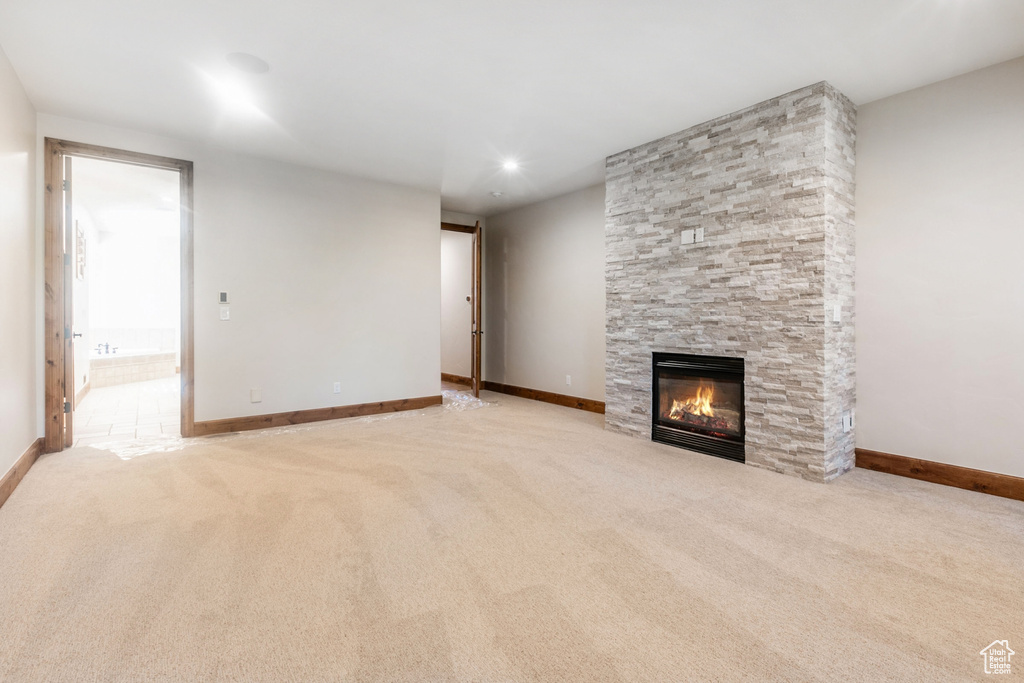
[64,401,71,414]
[63,180,70,191]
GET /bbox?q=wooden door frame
[440,221,482,396]
[43,138,195,452]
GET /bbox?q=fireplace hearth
[652,353,745,462]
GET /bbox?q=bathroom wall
[86,212,179,331]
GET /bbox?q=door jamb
[43,138,195,452]
[440,221,482,396]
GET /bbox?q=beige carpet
[1,391,1021,682]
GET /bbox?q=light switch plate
[695,227,705,243]
[681,229,695,245]
[832,304,841,322]
[333,382,341,394]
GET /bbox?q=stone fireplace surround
[605,82,856,483]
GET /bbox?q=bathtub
[89,349,177,388]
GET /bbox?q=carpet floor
[1,391,1021,682]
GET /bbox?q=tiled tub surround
[90,350,177,388]
[605,82,857,483]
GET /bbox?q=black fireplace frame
[651,352,745,463]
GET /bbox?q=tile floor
[72,376,180,447]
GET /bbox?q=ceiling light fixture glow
[217,79,259,113]
[200,70,265,119]
[502,159,519,172]
[226,52,271,75]
[490,191,504,197]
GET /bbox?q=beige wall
[440,230,473,378]
[0,46,37,477]
[484,184,605,401]
[38,114,441,424]
[856,56,1024,478]
[440,210,482,228]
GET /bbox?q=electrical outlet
[333,382,341,394]
[250,388,262,403]
[220,305,230,321]
[565,374,572,386]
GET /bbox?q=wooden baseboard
[74,380,90,408]
[856,448,1024,502]
[0,438,44,510]
[193,395,443,437]
[441,373,472,386]
[482,381,605,414]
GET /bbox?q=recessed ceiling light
[502,160,519,172]
[226,52,270,75]
[490,191,503,198]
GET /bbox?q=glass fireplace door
[652,352,745,462]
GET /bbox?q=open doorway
[44,139,194,452]
[70,158,180,445]
[440,221,481,397]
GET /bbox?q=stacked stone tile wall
[605,82,857,482]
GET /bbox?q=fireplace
[652,353,745,462]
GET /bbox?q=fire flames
[669,383,715,421]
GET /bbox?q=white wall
[856,56,1024,478]
[0,46,37,476]
[440,230,473,378]
[88,214,179,329]
[484,183,606,401]
[38,114,441,423]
